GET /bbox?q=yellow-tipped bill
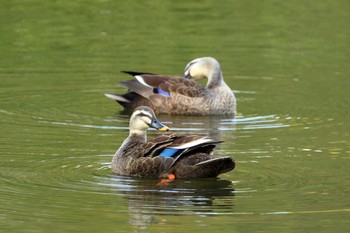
[150,117,170,131]
[158,125,170,131]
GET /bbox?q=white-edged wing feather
[169,137,213,149]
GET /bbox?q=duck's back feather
[121,72,207,98]
[145,134,222,167]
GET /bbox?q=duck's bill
[158,126,170,131]
[150,119,169,131]
[183,73,192,79]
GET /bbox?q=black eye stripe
[184,61,197,72]
[137,112,152,119]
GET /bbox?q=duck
[112,106,235,179]
[105,57,236,116]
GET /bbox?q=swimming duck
[112,106,235,178]
[105,57,236,116]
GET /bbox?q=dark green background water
[1,1,349,232]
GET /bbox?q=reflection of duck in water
[112,106,235,179]
[156,114,237,143]
[111,176,235,232]
[105,57,236,116]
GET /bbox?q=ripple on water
[37,112,296,133]
[1,154,111,193]
[2,105,346,226]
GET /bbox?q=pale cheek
[132,120,148,130]
[142,117,152,125]
[191,67,204,80]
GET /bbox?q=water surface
[1,1,350,233]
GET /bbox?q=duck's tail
[104,92,153,112]
[104,93,129,102]
[174,156,235,178]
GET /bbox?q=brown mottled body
[112,106,235,178]
[105,57,236,116]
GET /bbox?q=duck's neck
[128,130,147,142]
[114,131,146,160]
[206,70,225,89]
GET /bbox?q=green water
[1,1,350,232]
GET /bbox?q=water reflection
[156,114,235,140]
[35,105,292,135]
[104,176,234,232]
[129,114,291,141]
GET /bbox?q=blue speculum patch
[154,88,170,96]
[159,148,179,157]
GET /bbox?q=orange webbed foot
[157,174,176,186]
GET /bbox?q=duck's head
[129,106,169,134]
[183,57,222,86]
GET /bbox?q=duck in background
[105,57,236,116]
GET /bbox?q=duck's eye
[183,73,192,79]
